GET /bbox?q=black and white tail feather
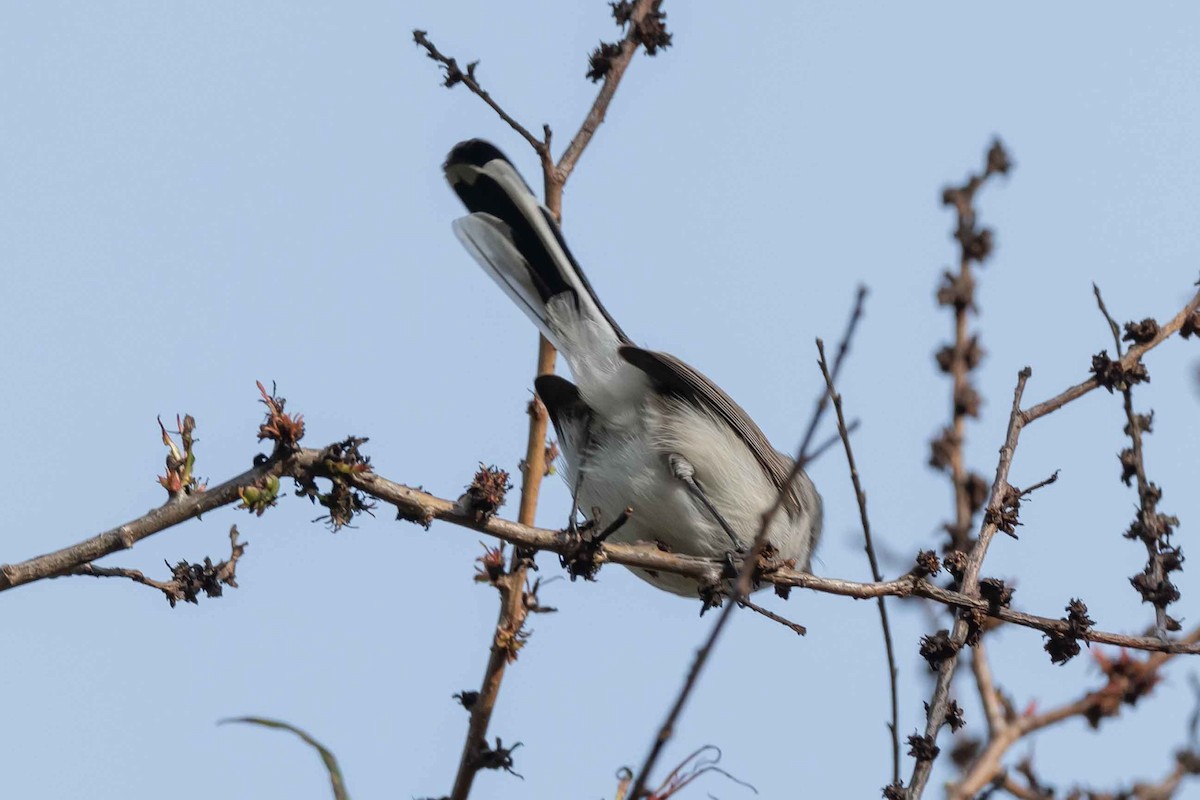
[444,139,821,595]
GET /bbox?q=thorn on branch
[256,381,305,451]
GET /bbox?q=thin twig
[797,285,869,466]
[737,596,807,636]
[1021,288,1200,423]
[554,0,665,193]
[805,418,861,465]
[760,287,869,553]
[411,30,548,157]
[817,338,900,785]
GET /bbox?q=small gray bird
[443,140,821,595]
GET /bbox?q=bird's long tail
[443,139,629,352]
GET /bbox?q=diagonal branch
[1021,287,1200,423]
[798,285,869,467]
[906,367,1033,799]
[555,0,667,188]
[412,29,549,158]
[817,337,900,785]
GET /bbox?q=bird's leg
[668,453,743,551]
[567,468,585,536]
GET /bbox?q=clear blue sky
[4,2,1200,798]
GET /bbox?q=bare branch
[736,596,807,636]
[951,626,1200,797]
[1021,288,1200,423]
[797,284,869,467]
[411,29,548,157]
[817,337,900,785]
[555,0,669,186]
[1094,283,1180,639]
[63,525,245,607]
[907,367,1032,798]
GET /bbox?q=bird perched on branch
[443,139,821,595]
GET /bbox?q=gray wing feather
[618,345,801,505]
